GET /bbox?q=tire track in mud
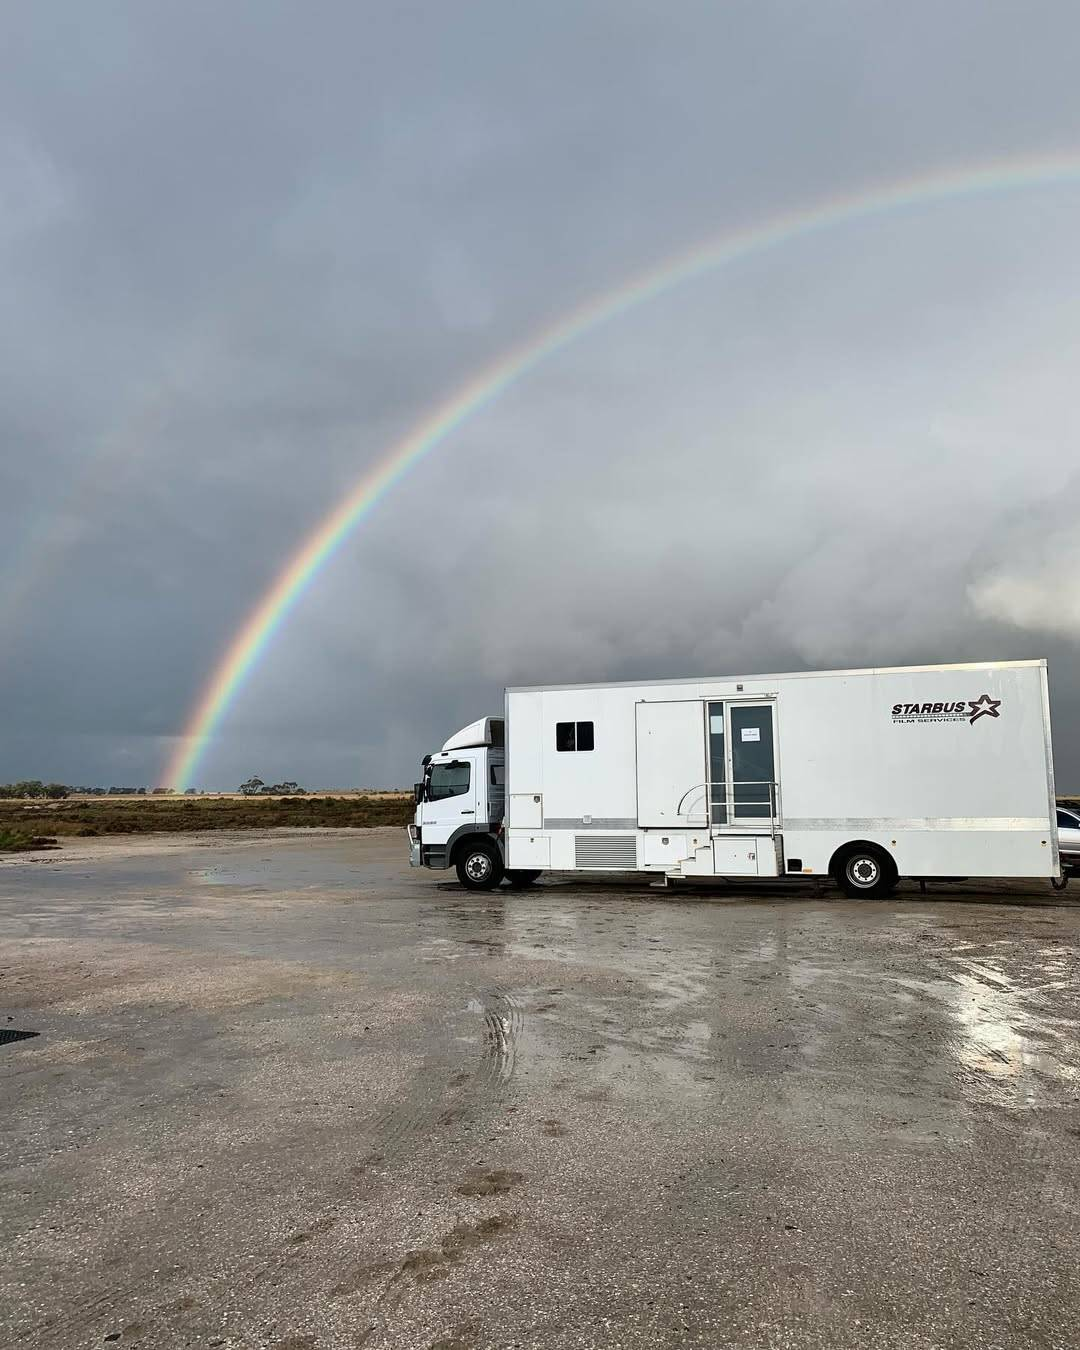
[362,1008,461,1163]
[366,989,523,1161]
[340,990,525,1347]
[476,991,523,1090]
[35,993,526,1350]
[329,991,525,1350]
[141,994,522,1349]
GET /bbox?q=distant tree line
[0,780,313,799]
[0,781,70,799]
[239,777,306,796]
[1,783,187,798]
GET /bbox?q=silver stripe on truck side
[544,817,638,831]
[783,817,1049,831]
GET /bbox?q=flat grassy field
[0,793,413,844]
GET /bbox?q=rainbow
[164,150,1080,789]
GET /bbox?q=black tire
[505,869,542,887]
[834,844,897,899]
[455,840,504,891]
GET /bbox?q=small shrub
[0,829,59,852]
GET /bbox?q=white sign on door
[741,726,761,742]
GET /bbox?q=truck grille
[574,834,638,869]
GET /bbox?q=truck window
[556,721,594,752]
[428,761,471,800]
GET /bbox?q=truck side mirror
[414,782,424,804]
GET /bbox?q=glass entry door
[706,701,777,828]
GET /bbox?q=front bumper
[407,824,421,868]
[1061,850,1080,876]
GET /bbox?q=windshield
[427,760,471,801]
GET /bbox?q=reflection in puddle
[945,959,1080,1108]
[595,1040,713,1096]
[419,892,1080,1118]
[190,860,364,889]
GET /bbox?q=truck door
[635,701,708,827]
[424,755,480,846]
[707,700,778,827]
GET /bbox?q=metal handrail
[675,780,781,835]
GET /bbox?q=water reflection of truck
[408,660,1059,895]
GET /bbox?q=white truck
[408,659,1060,896]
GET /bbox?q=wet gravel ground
[2,829,1080,1350]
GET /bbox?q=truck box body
[503,660,1057,882]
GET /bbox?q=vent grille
[574,834,638,869]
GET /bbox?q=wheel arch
[828,838,898,880]
[448,828,502,866]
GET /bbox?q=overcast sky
[2,1,1079,790]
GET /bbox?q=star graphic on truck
[968,693,1002,724]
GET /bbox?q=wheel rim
[465,852,491,882]
[847,855,880,888]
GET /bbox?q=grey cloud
[2,1,1080,791]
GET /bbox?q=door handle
[461,810,474,815]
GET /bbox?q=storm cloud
[2,1,1079,790]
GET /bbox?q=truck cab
[409,716,532,889]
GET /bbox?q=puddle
[943,952,1080,1108]
[190,859,363,889]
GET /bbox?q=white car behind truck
[408,659,1060,895]
[1055,805,1080,887]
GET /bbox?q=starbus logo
[890,694,1002,726]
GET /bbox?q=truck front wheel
[455,841,504,891]
[833,844,897,899]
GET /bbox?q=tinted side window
[428,761,470,800]
[1058,810,1078,829]
[556,721,594,752]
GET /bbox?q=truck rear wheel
[833,844,897,899]
[455,841,504,891]
[505,869,542,887]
